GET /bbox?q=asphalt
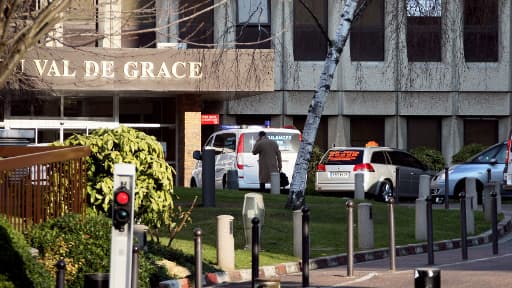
[206,205,512,288]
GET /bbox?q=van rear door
[240,131,300,186]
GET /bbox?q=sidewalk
[204,213,512,287]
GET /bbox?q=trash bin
[84,273,109,288]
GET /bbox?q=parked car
[315,146,431,201]
[430,141,512,201]
[191,126,301,190]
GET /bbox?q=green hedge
[452,143,487,163]
[24,212,172,288]
[0,217,53,288]
[410,146,445,173]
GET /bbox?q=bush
[0,216,53,288]
[24,212,173,288]
[55,126,175,232]
[410,146,445,173]
[452,143,487,164]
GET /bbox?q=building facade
[1,0,510,186]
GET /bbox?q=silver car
[430,141,511,201]
[315,146,430,201]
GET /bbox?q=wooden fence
[0,146,91,232]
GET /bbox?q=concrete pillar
[482,183,494,221]
[442,117,463,166]
[357,203,374,249]
[270,172,280,195]
[465,197,475,235]
[418,175,430,200]
[465,178,478,210]
[415,199,427,241]
[327,116,350,147]
[98,0,122,48]
[354,173,364,200]
[217,215,235,270]
[214,0,235,48]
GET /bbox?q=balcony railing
[0,146,91,232]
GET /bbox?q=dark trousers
[259,183,265,192]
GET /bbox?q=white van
[190,127,301,190]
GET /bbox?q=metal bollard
[388,197,396,271]
[487,168,491,183]
[426,196,434,265]
[395,168,400,203]
[459,192,468,260]
[201,149,216,207]
[414,267,441,288]
[55,259,66,288]
[302,206,310,287]
[444,167,449,209]
[252,217,260,288]
[194,228,203,288]
[131,247,139,288]
[346,200,354,277]
[491,190,498,255]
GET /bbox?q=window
[64,96,113,118]
[463,0,498,62]
[179,0,214,48]
[293,0,328,61]
[406,0,442,62]
[122,0,156,48]
[350,0,384,61]
[464,119,498,147]
[350,117,385,147]
[407,117,441,150]
[10,94,60,117]
[236,0,271,49]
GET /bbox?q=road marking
[333,272,378,286]
[434,252,512,268]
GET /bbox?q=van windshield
[243,132,300,152]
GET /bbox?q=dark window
[464,119,498,147]
[407,117,441,150]
[293,0,328,61]
[64,96,113,118]
[463,0,498,62]
[10,93,60,117]
[179,0,214,48]
[388,151,425,169]
[350,0,384,61]
[406,0,442,62]
[371,151,387,164]
[350,117,385,147]
[119,97,175,124]
[236,0,271,49]
[122,0,156,48]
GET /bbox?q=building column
[178,95,202,187]
[327,116,350,147]
[442,116,463,166]
[385,116,406,149]
[98,0,122,48]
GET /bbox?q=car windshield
[468,143,507,164]
[322,149,364,165]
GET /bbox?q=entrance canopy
[21,48,274,94]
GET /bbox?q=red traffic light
[115,191,130,205]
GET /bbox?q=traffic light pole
[110,163,136,288]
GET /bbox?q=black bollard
[491,190,498,255]
[194,228,203,288]
[346,200,354,277]
[302,206,310,287]
[252,217,260,288]
[414,268,441,288]
[202,149,216,207]
[444,167,450,209]
[388,197,396,271]
[55,259,66,288]
[131,246,139,288]
[459,192,468,260]
[426,196,434,265]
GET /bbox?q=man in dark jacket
[252,131,282,192]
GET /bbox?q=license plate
[331,171,349,177]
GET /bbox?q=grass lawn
[161,187,492,269]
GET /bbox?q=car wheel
[190,178,197,188]
[378,180,393,202]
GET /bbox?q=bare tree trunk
[286,0,361,210]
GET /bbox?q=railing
[0,146,91,232]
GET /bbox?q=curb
[202,214,512,286]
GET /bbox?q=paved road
[212,206,512,287]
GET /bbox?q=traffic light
[113,185,132,231]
